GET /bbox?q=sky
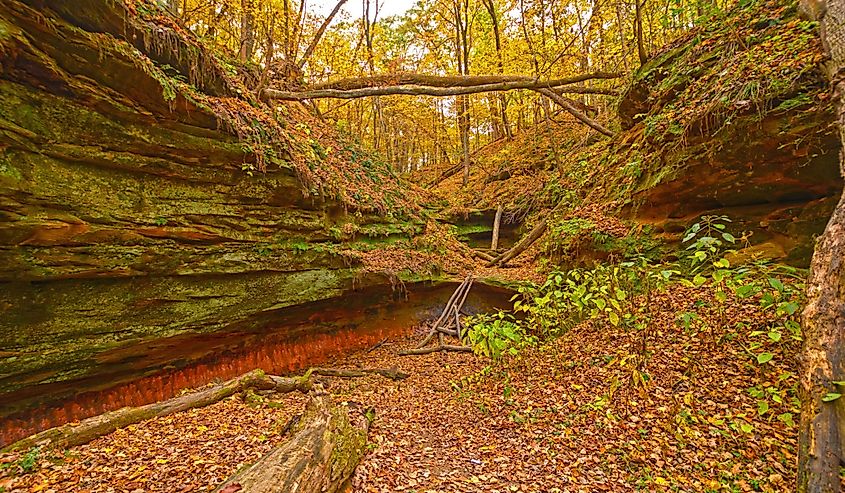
[311,0,417,20]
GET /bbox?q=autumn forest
[0,0,844,491]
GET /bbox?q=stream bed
[0,280,513,448]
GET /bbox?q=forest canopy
[165,0,733,172]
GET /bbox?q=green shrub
[462,311,536,359]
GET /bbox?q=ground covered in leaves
[0,284,798,493]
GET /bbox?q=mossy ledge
[0,0,451,424]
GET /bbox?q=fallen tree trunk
[2,367,401,453]
[306,72,621,91]
[399,345,473,356]
[427,161,468,188]
[264,82,616,101]
[487,219,548,267]
[214,388,370,493]
[472,249,496,262]
[1,370,299,453]
[309,367,408,380]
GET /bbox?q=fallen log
[428,161,465,187]
[473,249,496,262]
[305,72,621,91]
[399,345,474,356]
[214,387,370,493]
[2,367,402,453]
[264,81,619,100]
[309,367,409,381]
[487,219,548,267]
[1,370,302,453]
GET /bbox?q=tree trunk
[491,204,503,250]
[459,95,471,185]
[2,367,405,454]
[482,0,512,140]
[615,0,630,73]
[798,0,845,490]
[1,370,311,453]
[239,0,255,62]
[263,74,621,104]
[307,72,619,91]
[487,219,548,267]
[297,0,351,69]
[214,389,370,493]
[634,0,648,65]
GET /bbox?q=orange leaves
[1,279,802,492]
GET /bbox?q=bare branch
[296,0,350,69]
[533,88,615,137]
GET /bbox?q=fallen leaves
[0,283,800,493]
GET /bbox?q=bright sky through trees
[312,0,416,19]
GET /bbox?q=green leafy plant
[17,447,40,474]
[462,311,535,359]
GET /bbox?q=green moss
[0,151,22,181]
[0,18,11,41]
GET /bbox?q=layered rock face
[0,0,426,428]
[615,0,842,262]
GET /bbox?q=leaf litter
[1,284,799,492]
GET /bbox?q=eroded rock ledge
[0,0,437,436]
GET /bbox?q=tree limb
[533,88,615,137]
[296,0,350,69]
[2,367,405,453]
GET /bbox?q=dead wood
[454,305,464,340]
[491,204,504,251]
[428,161,466,187]
[404,277,475,356]
[366,337,389,353]
[1,370,307,453]
[415,276,472,348]
[309,367,409,381]
[487,219,548,267]
[484,169,512,184]
[399,345,474,356]
[2,366,404,453]
[265,81,618,101]
[473,249,496,262]
[214,387,370,493]
[436,326,459,337]
[301,72,620,91]
[533,88,615,137]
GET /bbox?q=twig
[366,338,389,353]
